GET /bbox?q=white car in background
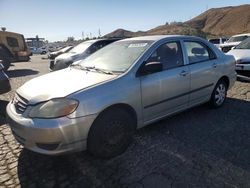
[29,47,47,55]
[208,38,228,48]
[227,37,250,78]
[220,33,250,53]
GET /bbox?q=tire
[0,50,11,71]
[87,108,136,158]
[209,80,228,108]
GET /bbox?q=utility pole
[98,28,101,38]
[82,31,85,40]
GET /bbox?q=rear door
[183,41,219,106]
[140,41,190,123]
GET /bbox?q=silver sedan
[7,35,236,157]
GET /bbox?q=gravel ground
[0,55,250,187]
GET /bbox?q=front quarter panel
[67,74,143,127]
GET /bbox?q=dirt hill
[186,4,250,36]
[104,4,250,38]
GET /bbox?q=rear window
[184,41,216,64]
[6,37,19,47]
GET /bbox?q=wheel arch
[97,103,138,128]
[218,76,230,89]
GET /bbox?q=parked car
[0,61,11,94]
[50,38,120,71]
[29,47,47,55]
[48,45,73,60]
[220,33,250,53]
[208,38,228,48]
[227,37,250,77]
[7,35,236,157]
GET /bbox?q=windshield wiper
[88,67,115,75]
[71,64,123,75]
[70,64,92,71]
[70,64,83,69]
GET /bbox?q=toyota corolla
[7,35,236,158]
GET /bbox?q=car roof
[83,38,121,43]
[120,35,204,42]
[231,33,250,37]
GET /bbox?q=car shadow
[17,97,250,187]
[7,69,39,78]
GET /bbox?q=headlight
[29,98,78,118]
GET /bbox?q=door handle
[212,63,217,68]
[179,70,188,76]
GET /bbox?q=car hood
[220,42,241,48]
[17,68,117,104]
[227,49,250,61]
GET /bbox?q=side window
[184,41,216,64]
[147,41,184,70]
[6,37,19,47]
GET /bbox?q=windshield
[235,38,250,49]
[78,40,153,73]
[69,41,94,54]
[227,35,249,43]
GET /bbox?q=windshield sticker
[128,43,148,48]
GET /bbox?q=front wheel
[87,108,136,158]
[209,80,228,108]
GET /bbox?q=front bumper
[6,102,97,155]
[236,64,250,77]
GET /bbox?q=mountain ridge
[104,4,250,38]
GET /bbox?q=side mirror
[140,61,163,75]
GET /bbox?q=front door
[140,41,190,123]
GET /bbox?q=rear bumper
[6,102,97,155]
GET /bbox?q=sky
[0,0,249,42]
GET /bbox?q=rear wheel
[87,108,136,158]
[210,80,228,108]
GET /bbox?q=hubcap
[104,121,126,146]
[215,84,226,106]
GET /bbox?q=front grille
[13,93,28,114]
